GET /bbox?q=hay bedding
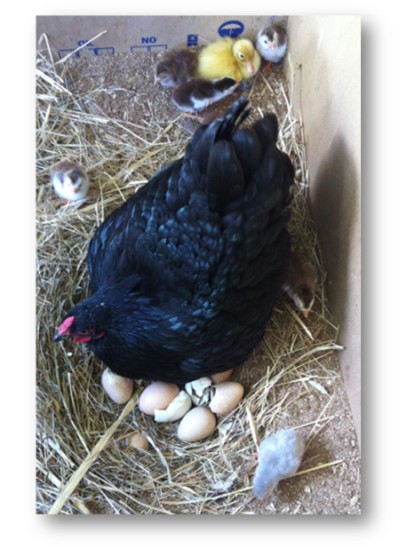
[36,41,361,515]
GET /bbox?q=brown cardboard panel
[36,15,288,58]
[287,16,361,444]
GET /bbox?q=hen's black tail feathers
[215,97,251,141]
[195,97,288,214]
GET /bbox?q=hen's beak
[54,316,75,342]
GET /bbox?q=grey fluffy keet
[253,429,306,499]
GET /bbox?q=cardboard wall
[286,16,361,443]
[36,15,287,58]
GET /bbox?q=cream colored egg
[210,369,233,384]
[126,432,150,451]
[138,382,179,416]
[101,368,134,404]
[209,382,244,415]
[177,406,217,442]
[154,390,192,423]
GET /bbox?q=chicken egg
[101,368,134,404]
[177,406,217,442]
[138,382,179,416]
[126,432,150,451]
[209,381,244,415]
[210,369,233,384]
[154,390,192,423]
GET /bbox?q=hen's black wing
[88,98,291,289]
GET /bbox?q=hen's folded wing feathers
[87,162,176,290]
[88,99,292,316]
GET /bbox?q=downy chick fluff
[256,25,288,66]
[253,429,306,500]
[197,37,261,82]
[283,250,318,317]
[51,160,89,202]
[155,48,198,87]
[172,77,239,112]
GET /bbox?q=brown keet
[172,77,239,112]
[155,48,198,87]
[282,250,318,317]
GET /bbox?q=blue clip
[218,20,245,38]
[187,34,198,47]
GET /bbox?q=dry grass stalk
[48,394,138,514]
[36,36,358,515]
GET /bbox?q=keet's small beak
[302,310,309,318]
[53,332,66,342]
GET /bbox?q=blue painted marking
[187,34,198,47]
[141,36,157,44]
[218,20,245,38]
[57,40,115,59]
[130,44,167,53]
[91,47,115,56]
[77,40,94,47]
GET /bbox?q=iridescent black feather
[56,98,294,383]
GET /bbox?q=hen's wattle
[54,98,294,383]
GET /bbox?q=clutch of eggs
[136,369,244,443]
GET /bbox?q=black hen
[54,98,294,384]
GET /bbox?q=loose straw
[49,393,138,515]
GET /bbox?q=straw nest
[36,35,360,515]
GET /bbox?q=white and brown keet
[51,159,89,202]
[172,77,239,112]
[256,25,288,68]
